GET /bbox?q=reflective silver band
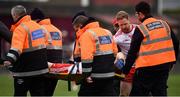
[139,24,150,41]
[41,26,52,44]
[23,44,46,53]
[87,30,114,56]
[142,36,171,45]
[82,67,92,73]
[20,23,32,48]
[46,45,62,50]
[7,53,17,61]
[139,47,174,56]
[140,22,172,45]
[82,59,93,63]
[91,72,115,78]
[104,29,113,40]
[12,68,49,77]
[88,29,114,56]
[104,29,113,37]
[10,47,21,55]
[161,21,170,34]
[94,50,113,56]
[87,30,100,52]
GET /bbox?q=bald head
[11,5,27,22]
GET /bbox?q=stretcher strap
[67,62,79,91]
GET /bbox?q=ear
[12,13,18,21]
[139,12,145,18]
[75,24,81,28]
[79,24,83,29]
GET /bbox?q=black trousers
[113,76,121,96]
[78,77,115,96]
[130,68,169,96]
[44,78,58,96]
[14,74,47,96]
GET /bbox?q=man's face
[73,24,81,32]
[117,18,130,33]
[135,12,143,22]
[11,9,19,22]
[11,11,16,22]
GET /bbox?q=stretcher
[1,61,83,81]
[47,62,83,81]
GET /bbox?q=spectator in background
[0,21,12,63]
[0,21,12,43]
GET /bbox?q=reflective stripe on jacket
[7,15,48,77]
[135,18,176,69]
[39,19,63,63]
[74,22,118,78]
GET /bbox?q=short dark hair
[72,11,87,24]
[135,1,151,15]
[30,8,45,20]
[72,15,88,26]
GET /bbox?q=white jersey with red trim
[113,24,137,56]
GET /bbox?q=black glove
[68,60,74,64]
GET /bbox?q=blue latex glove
[115,59,124,70]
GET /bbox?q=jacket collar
[10,15,31,32]
[38,18,51,25]
[76,22,99,39]
[141,15,153,23]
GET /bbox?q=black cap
[72,10,87,23]
[30,8,45,20]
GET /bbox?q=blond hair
[116,11,129,20]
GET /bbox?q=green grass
[0,74,78,96]
[0,74,180,96]
[168,74,180,96]
[0,74,13,96]
[53,81,78,96]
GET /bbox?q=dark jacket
[0,21,12,43]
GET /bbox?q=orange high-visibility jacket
[10,23,18,32]
[38,19,63,63]
[135,17,176,69]
[7,15,48,77]
[74,22,118,78]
